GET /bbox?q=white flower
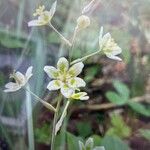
[71,92,89,100]
[76,15,90,30]
[28,1,57,27]
[4,66,33,92]
[99,27,122,61]
[44,57,86,98]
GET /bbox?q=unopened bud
[76,15,90,30]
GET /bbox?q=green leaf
[35,124,50,145]
[101,136,130,150]
[79,141,86,150]
[113,80,130,100]
[84,65,100,83]
[85,138,94,150]
[128,102,150,117]
[76,121,92,138]
[0,37,25,48]
[139,129,150,141]
[106,92,126,105]
[106,81,130,105]
[90,135,102,146]
[106,114,131,138]
[67,132,81,150]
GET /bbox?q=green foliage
[0,72,5,86]
[76,121,92,138]
[84,65,101,83]
[128,102,150,117]
[106,114,131,138]
[106,80,130,105]
[79,137,104,150]
[0,37,25,48]
[139,129,150,141]
[47,32,60,44]
[101,135,130,150]
[35,123,50,145]
[67,132,81,150]
[90,135,102,146]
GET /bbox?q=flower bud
[76,15,90,30]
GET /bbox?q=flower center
[33,5,45,16]
[103,38,117,53]
[10,73,22,85]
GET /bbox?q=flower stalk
[49,23,72,46]
[71,49,101,65]
[24,87,56,112]
[51,94,62,150]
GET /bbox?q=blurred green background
[0,0,150,150]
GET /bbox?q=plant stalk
[24,87,56,112]
[25,85,35,150]
[49,23,72,46]
[69,27,78,62]
[71,49,101,65]
[51,95,62,150]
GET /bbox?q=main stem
[51,95,62,150]
[49,23,72,47]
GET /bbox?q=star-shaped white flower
[99,27,122,61]
[44,57,86,98]
[28,1,57,27]
[4,66,33,92]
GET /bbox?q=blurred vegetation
[0,0,150,150]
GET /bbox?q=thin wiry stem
[51,94,62,150]
[24,87,56,112]
[69,27,78,63]
[49,23,72,47]
[71,49,101,65]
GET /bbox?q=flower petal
[99,26,104,48]
[15,72,26,85]
[68,77,86,88]
[49,1,57,18]
[57,57,69,72]
[68,62,84,77]
[60,85,75,98]
[47,80,62,91]
[100,33,111,49]
[71,92,89,100]
[25,66,33,80]
[28,19,45,26]
[106,54,122,61]
[44,66,58,79]
[111,46,122,55]
[4,82,21,92]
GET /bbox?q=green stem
[71,49,101,65]
[55,100,70,135]
[25,85,35,150]
[69,27,78,62]
[51,95,62,150]
[24,87,56,112]
[49,23,72,47]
